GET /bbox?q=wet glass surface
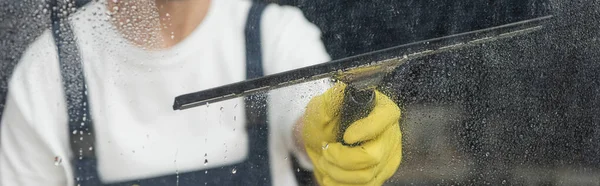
[1,0,600,185]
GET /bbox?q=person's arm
[260,5,403,186]
[0,31,70,186]
[0,93,67,186]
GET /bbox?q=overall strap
[50,0,101,185]
[243,1,271,185]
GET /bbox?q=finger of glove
[344,91,401,144]
[325,122,401,170]
[319,150,399,186]
[317,125,402,186]
[303,110,336,149]
[322,175,383,186]
[305,144,323,167]
[375,141,403,184]
[303,83,346,129]
[318,156,377,184]
[322,138,384,170]
[303,86,346,146]
[309,82,346,116]
[304,94,337,126]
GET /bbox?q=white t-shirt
[0,0,331,185]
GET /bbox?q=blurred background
[2,0,600,185]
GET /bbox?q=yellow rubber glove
[302,83,402,186]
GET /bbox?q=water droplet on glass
[231,168,237,174]
[205,170,208,174]
[204,159,208,165]
[322,143,329,150]
[220,107,224,111]
[89,147,93,151]
[73,130,78,135]
[175,170,180,185]
[54,156,63,166]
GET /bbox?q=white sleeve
[0,32,70,186]
[0,93,66,186]
[261,4,332,171]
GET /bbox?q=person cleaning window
[0,0,402,185]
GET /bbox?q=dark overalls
[51,2,276,185]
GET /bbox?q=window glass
[1,0,599,185]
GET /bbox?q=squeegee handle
[337,86,376,146]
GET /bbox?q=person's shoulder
[261,2,320,34]
[262,2,308,20]
[14,1,102,88]
[224,0,318,32]
[10,30,61,106]
[256,1,324,48]
[12,30,58,86]
[14,2,102,86]
[248,2,330,73]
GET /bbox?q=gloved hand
[302,83,402,186]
